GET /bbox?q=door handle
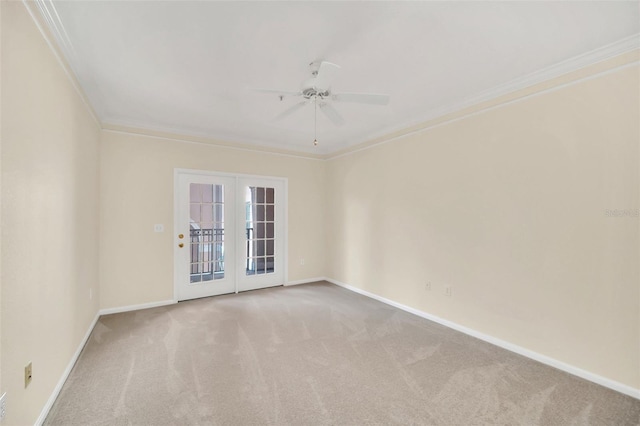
[178,234,184,239]
[178,243,184,248]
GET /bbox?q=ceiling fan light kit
[251,60,390,146]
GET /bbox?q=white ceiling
[39,1,639,155]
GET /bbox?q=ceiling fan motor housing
[302,84,330,100]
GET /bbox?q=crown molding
[99,34,640,158]
[28,0,639,157]
[102,123,325,161]
[25,0,102,126]
[32,0,75,64]
[444,33,640,121]
[329,38,640,159]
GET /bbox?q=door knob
[178,243,184,248]
[178,233,184,239]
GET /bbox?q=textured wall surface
[1,2,101,424]
[99,130,326,309]
[326,61,639,389]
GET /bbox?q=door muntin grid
[245,186,275,275]
[189,183,225,283]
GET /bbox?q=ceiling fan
[250,60,390,145]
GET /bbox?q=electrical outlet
[300,258,305,265]
[89,288,93,300]
[445,286,452,297]
[25,362,32,388]
[425,281,431,291]
[0,392,6,421]
[153,224,164,233]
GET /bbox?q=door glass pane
[190,204,201,222]
[256,240,265,256]
[256,257,266,275]
[190,184,202,203]
[245,186,276,276]
[201,205,213,222]
[190,183,225,283]
[202,185,213,203]
[256,222,265,238]
[214,204,224,222]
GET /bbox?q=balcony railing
[190,228,224,277]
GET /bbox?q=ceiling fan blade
[273,101,306,121]
[331,92,390,105]
[319,102,345,126]
[249,88,302,98]
[313,61,341,91]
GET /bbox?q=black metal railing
[190,228,224,275]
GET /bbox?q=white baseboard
[35,311,100,425]
[326,277,640,400]
[35,298,177,423]
[285,277,326,286]
[99,299,176,316]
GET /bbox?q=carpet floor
[45,282,639,425]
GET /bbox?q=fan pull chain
[313,96,318,146]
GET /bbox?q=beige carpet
[45,282,639,425]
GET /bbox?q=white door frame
[173,168,288,302]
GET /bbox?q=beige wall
[1,2,101,425]
[325,63,640,389]
[99,131,325,309]
[1,2,638,423]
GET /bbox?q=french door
[175,170,286,301]
[236,177,285,292]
